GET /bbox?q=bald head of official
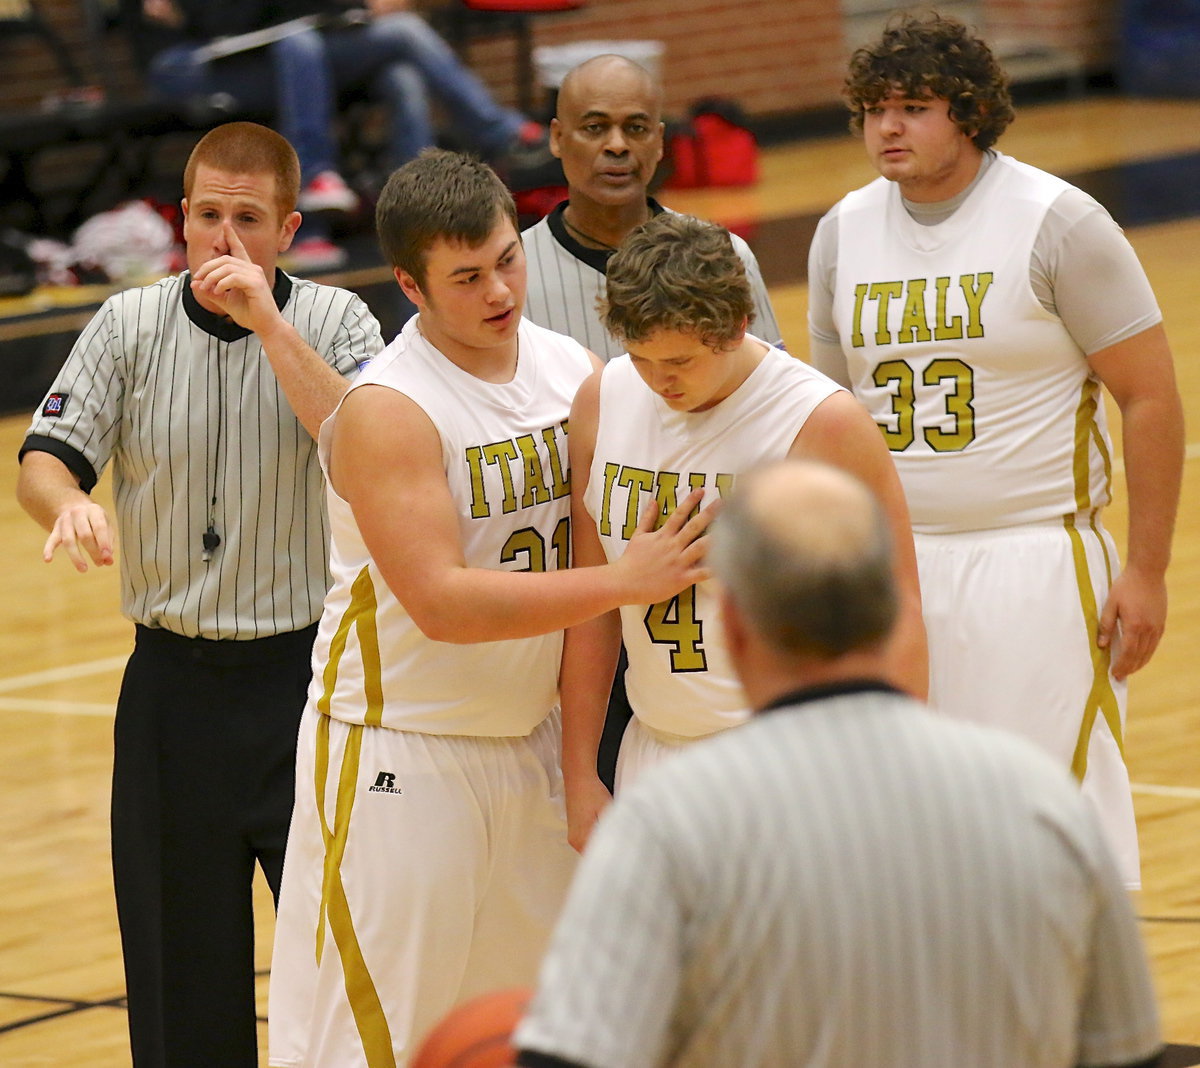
[711,460,899,706]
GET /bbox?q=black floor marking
[0,991,127,1035]
[0,968,271,1034]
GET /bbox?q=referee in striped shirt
[16,123,381,1067]
[516,460,1162,1068]
[522,54,782,363]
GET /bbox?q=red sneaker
[284,237,348,274]
[297,172,360,214]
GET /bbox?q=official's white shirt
[517,685,1162,1067]
[523,201,783,360]
[23,271,378,638]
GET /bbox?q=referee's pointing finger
[223,221,251,261]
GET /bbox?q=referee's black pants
[111,624,316,1068]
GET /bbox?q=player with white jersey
[521,52,783,794]
[807,12,1185,888]
[816,154,1149,532]
[307,317,588,737]
[559,212,927,852]
[268,151,715,1068]
[586,348,839,740]
[522,53,781,362]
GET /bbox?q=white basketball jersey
[584,344,841,737]
[830,153,1113,533]
[310,316,593,736]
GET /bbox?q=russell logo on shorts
[368,771,403,795]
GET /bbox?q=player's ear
[549,117,563,159]
[394,266,424,307]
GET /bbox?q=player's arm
[190,223,352,438]
[328,383,714,643]
[16,450,115,572]
[790,391,929,698]
[514,800,681,1068]
[559,370,620,851]
[1087,324,1184,679]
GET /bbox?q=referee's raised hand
[190,222,283,336]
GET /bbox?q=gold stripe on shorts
[312,566,396,1065]
[1063,516,1124,782]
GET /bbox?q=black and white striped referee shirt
[517,685,1162,1067]
[522,201,783,361]
[21,270,382,640]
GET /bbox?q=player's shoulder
[991,151,1070,190]
[354,321,415,388]
[519,316,591,362]
[983,154,1091,229]
[590,351,635,400]
[759,340,842,387]
[830,173,893,217]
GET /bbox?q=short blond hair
[183,122,301,220]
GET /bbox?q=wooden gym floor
[1,93,1198,1064]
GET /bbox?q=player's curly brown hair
[844,11,1014,151]
[601,213,753,351]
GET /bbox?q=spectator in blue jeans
[141,0,552,268]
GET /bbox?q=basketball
[411,987,532,1068]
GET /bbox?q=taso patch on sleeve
[43,393,68,417]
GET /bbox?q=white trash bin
[533,39,665,93]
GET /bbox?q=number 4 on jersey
[644,585,706,672]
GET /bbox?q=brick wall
[461,0,845,117]
[1,0,1119,124]
[1,0,131,111]
[984,0,1118,68]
